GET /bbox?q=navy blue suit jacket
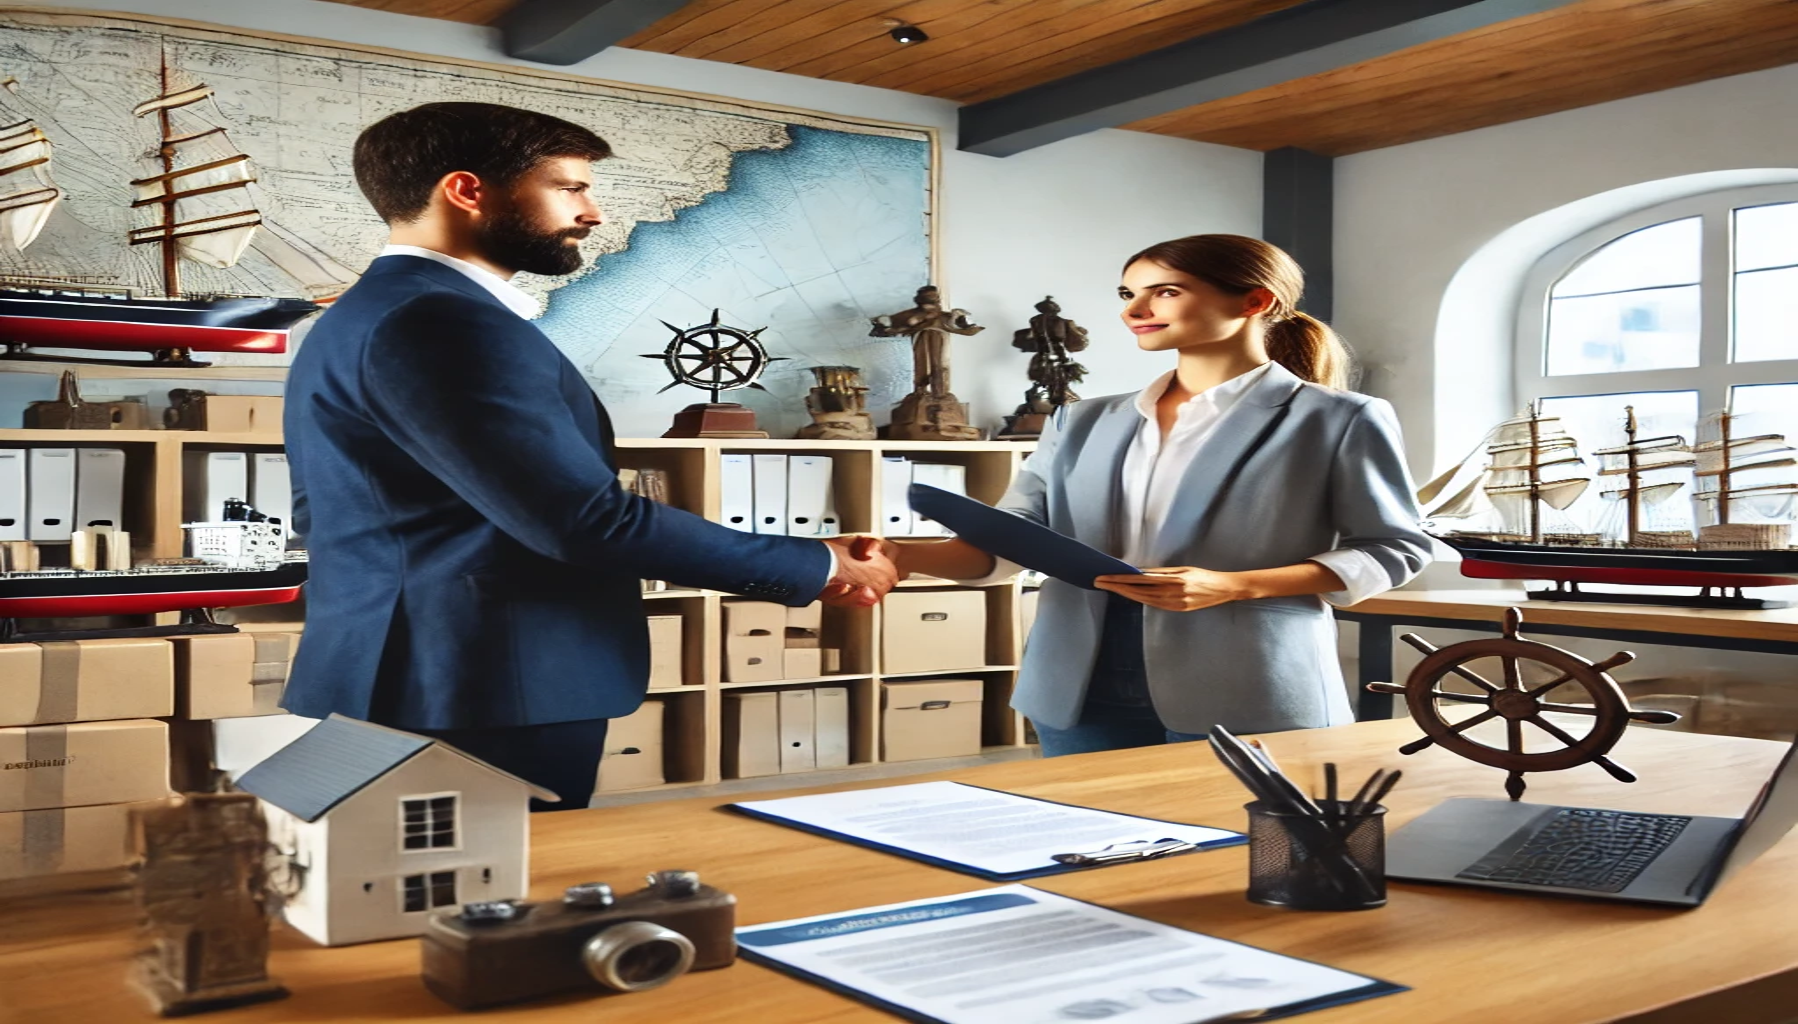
[281,255,831,729]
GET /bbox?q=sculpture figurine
[131,789,289,1016]
[796,365,876,440]
[870,285,985,441]
[999,295,1089,440]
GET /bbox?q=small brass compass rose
[641,309,784,404]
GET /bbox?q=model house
[234,715,556,947]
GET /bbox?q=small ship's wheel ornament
[640,309,783,404]
[1366,608,1679,801]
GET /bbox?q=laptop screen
[1708,734,1798,893]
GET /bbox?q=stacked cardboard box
[881,591,988,675]
[723,602,841,682]
[882,679,984,762]
[0,639,175,882]
[172,632,300,719]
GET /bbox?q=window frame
[1516,183,1798,417]
[401,870,458,914]
[398,792,460,853]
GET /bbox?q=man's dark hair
[353,102,611,223]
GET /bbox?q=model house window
[402,871,457,913]
[1517,187,1798,533]
[400,794,457,850]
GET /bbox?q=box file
[26,448,75,542]
[720,453,754,532]
[752,454,788,535]
[814,686,850,769]
[73,448,126,532]
[0,449,26,542]
[908,463,966,537]
[786,454,840,538]
[881,456,913,536]
[778,688,816,774]
[250,452,293,539]
[183,450,249,523]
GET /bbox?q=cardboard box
[173,633,296,720]
[881,591,987,675]
[187,395,284,434]
[785,603,823,646]
[723,692,780,778]
[597,701,664,793]
[882,679,983,762]
[778,689,815,774]
[0,639,174,727]
[723,601,785,683]
[647,615,683,688]
[0,719,170,812]
[783,648,823,679]
[0,799,164,881]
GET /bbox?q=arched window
[1515,185,1798,533]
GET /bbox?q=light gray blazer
[1002,361,1429,734]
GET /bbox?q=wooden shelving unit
[0,428,1041,794]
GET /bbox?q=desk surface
[5,720,1796,1024]
[1343,588,1798,643]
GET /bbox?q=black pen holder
[1245,800,1387,911]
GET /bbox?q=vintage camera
[420,870,735,1010]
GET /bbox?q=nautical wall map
[0,9,932,436]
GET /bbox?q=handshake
[817,536,906,608]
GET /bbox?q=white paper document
[737,885,1397,1024]
[731,780,1241,878]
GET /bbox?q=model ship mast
[1693,410,1798,548]
[0,78,61,251]
[1484,405,1590,544]
[1593,406,1695,547]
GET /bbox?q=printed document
[738,885,1398,1024]
[731,780,1240,877]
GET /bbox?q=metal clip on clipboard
[1050,838,1197,866]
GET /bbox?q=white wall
[24,0,1262,434]
[1335,61,1798,481]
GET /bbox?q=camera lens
[581,921,696,992]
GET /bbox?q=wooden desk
[4,720,1796,1023]
[1337,590,1798,719]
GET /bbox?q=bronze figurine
[999,295,1089,440]
[870,285,984,441]
[796,365,875,440]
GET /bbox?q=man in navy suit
[282,103,897,810]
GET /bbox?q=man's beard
[477,205,588,277]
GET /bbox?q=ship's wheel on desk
[1366,608,1680,801]
[642,309,784,438]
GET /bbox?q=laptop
[1386,735,1798,907]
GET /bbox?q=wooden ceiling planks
[1124,0,1798,155]
[316,0,521,23]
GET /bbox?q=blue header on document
[738,892,1036,948]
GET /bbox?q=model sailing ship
[1421,405,1798,608]
[0,55,354,366]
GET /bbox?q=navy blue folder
[907,483,1140,590]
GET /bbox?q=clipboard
[906,483,1140,589]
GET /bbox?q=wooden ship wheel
[1366,608,1679,801]
[641,309,783,403]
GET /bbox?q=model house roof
[235,714,559,821]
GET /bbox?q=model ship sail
[1693,411,1798,548]
[1475,407,1592,543]
[0,78,60,251]
[129,67,261,292]
[1593,406,1696,548]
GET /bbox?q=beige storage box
[0,800,163,882]
[0,719,170,812]
[723,692,780,778]
[188,394,284,434]
[597,701,665,793]
[881,591,987,675]
[647,615,684,688]
[0,639,174,727]
[173,633,297,720]
[882,679,983,762]
[723,602,785,682]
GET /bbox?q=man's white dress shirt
[381,244,539,319]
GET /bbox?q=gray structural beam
[1262,148,1333,322]
[502,0,697,65]
[958,0,1581,157]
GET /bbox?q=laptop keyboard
[1457,807,1694,893]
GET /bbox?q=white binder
[880,456,914,537]
[0,449,25,541]
[814,686,850,769]
[907,463,967,538]
[719,453,754,532]
[778,687,817,774]
[752,454,788,536]
[251,452,294,541]
[786,455,840,538]
[184,451,249,523]
[73,448,127,532]
[26,448,75,542]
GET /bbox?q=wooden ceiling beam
[957,0,1583,157]
[502,0,703,64]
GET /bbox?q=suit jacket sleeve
[995,403,1066,527]
[361,293,831,605]
[1328,397,1431,588]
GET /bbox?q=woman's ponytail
[1124,234,1353,390]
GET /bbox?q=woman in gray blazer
[892,234,1429,756]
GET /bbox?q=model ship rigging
[1422,404,1798,609]
[0,54,356,366]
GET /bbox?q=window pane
[403,874,426,913]
[1552,217,1701,297]
[1733,267,1798,363]
[1546,286,1700,375]
[1535,391,1700,538]
[1736,202,1798,273]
